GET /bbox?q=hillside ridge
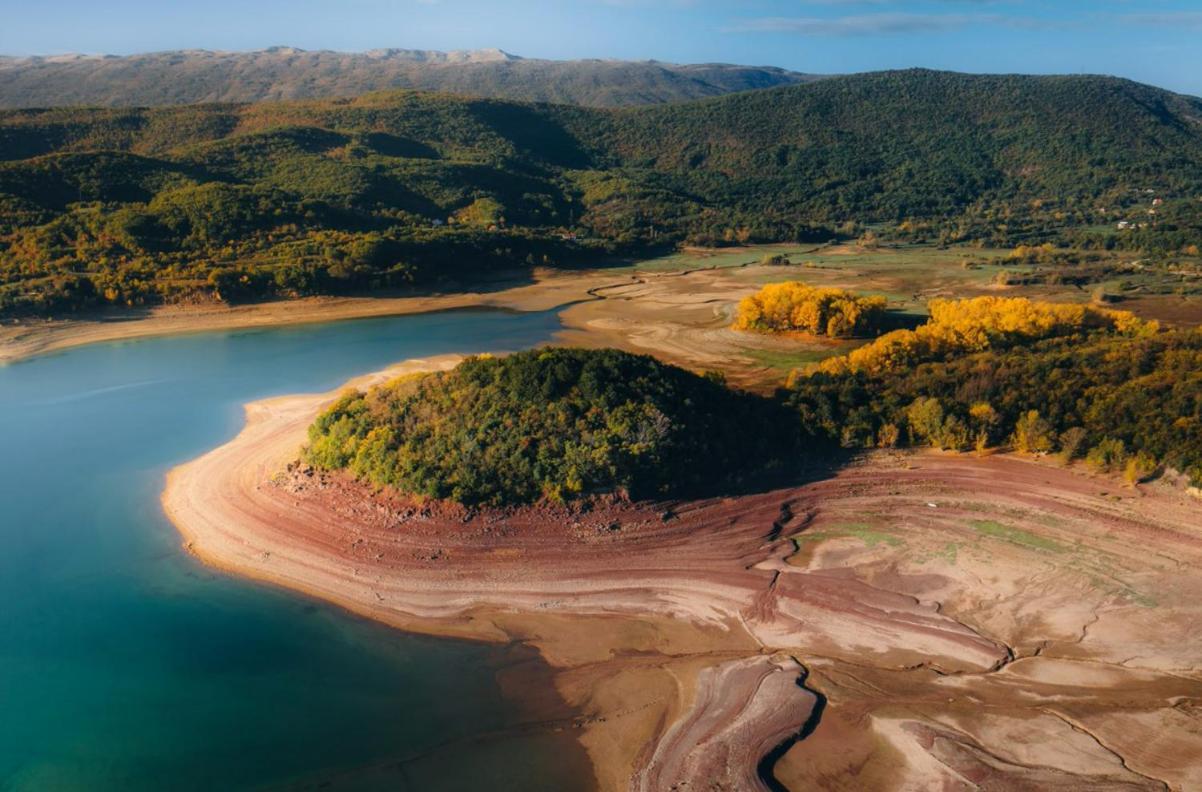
[1,69,1200,316]
[0,47,818,108]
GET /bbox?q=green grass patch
[1123,590,1158,608]
[743,344,853,372]
[631,244,820,274]
[794,522,903,549]
[971,520,1066,554]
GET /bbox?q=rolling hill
[1,69,1200,316]
[0,48,818,109]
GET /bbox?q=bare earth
[163,361,1202,791]
[18,245,1200,786]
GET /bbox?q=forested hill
[0,48,817,109]
[2,69,1201,316]
[593,70,1202,209]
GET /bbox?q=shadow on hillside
[705,444,857,505]
[468,102,593,169]
[877,308,927,334]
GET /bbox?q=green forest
[787,328,1202,485]
[306,322,1202,506]
[303,295,1201,509]
[3,69,1202,316]
[304,347,801,505]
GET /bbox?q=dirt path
[163,363,1202,790]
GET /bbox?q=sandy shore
[163,360,1202,790]
[0,261,806,393]
[0,262,801,391]
[0,268,623,366]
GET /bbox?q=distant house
[1117,221,1131,230]
[1152,198,1164,207]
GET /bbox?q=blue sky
[4,1,1202,95]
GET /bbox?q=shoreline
[163,356,509,640]
[163,356,1202,790]
[0,267,627,367]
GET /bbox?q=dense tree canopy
[3,70,1202,317]
[733,281,887,337]
[810,296,1155,376]
[304,347,802,505]
[787,318,1202,484]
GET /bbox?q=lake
[0,309,594,791]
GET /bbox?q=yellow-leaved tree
[811,296,1157,377]
[733,281,887,338]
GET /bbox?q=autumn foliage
[809,296,1156,377]
[732,281,887,337]
[786,309,1201,485]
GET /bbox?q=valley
[4,36,1202,791]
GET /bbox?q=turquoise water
[0,310,593,791]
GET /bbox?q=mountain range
[0,47,819,108]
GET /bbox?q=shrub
[1058,427,1089,462]
[1012,410,1055,454]
[969,401,1000,451]
[1086,438,1128,472]
[1124,452,1159,485]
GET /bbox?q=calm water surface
[0,310,593,791]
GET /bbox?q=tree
[733,281,887,337]
[1058,427,1088,462]
[1012,410,1055,454]
[969,401,1000,453]
[906,398,945,447]
[1086,438,1127,472]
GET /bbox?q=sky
[3,0,1202,96]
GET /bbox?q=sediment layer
[164,360,1202,790]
